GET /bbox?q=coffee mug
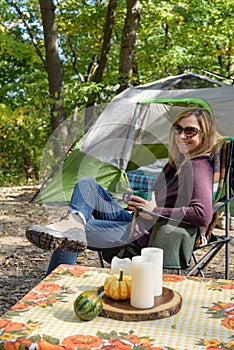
[123,190,151,202]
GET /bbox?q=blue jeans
[46,177,132,275]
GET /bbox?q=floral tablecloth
[0,264,233,350]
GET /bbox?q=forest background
[0,0,234,186]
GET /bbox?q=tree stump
[98,286,182,321]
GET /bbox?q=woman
[26,108,216,275]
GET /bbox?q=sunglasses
[172,125,202,138]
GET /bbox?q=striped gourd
[73,290,103,321]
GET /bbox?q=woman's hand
[124,192,157,220]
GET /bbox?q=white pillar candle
[111,256,132,276]
[141,247,163,296]
[130,256,155,309]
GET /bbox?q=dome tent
[33,71,234,205]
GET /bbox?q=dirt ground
[0,185,233,317]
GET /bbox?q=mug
[123,190,151,202]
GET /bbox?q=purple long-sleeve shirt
[134,156,213,247]
[152,156,213,226]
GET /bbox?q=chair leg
[186,241,226,277]
[191,253,205,278]
[225,241,230,279]
[97,251,105,268]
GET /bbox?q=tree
[118,0,140,92]
[93,0,118,84]
[85,0,118,126]
[0,0,233,185]
[137,0,234,80]
[39,0,65,131]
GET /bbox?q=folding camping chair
[187,136,234,278]
[95,136,234,279]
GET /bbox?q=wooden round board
[97,286,182,321]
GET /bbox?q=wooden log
[97,286,182,321]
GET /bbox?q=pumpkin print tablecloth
[0,264,233,350]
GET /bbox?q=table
[0,265,233,350]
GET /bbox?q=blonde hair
[168,108,216,167]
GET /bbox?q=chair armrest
[213,196,234,213]
[135,206,192,226]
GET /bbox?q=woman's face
[174,114,203,155]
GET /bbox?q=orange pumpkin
[104,269,131,300]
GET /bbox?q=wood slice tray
[97,286,182,321]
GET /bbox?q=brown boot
[26,213,87,252]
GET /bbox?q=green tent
[34,72,234,206]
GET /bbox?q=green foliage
[0,104,50,185]
[0,0,233,185]
[137,0,234,79]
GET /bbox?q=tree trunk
[84,0,118,127]
[118,0,140,93]
[39,0,66,132]
[22,146,35,181]
[93,0,118,83]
